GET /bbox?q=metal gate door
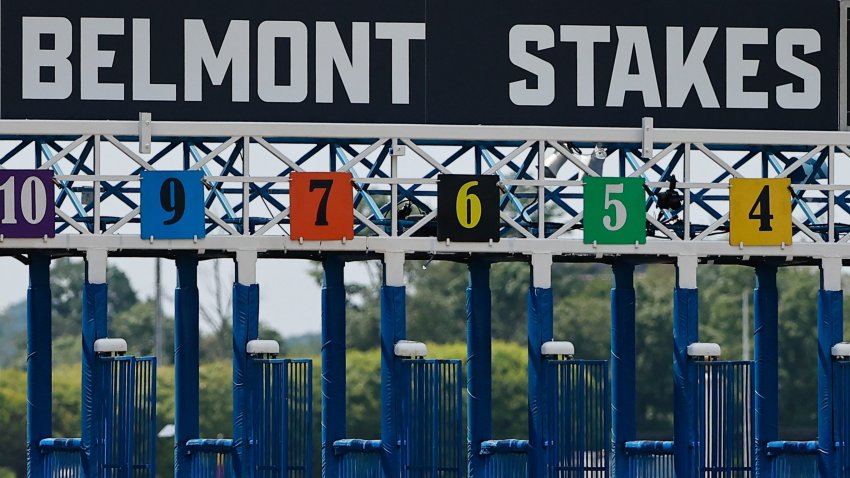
[401,359,464,478]
[544,359,609,478]
[695,361,753,477]
[252,359,313,478]
[836,361,850,478]
[101,356,156,478]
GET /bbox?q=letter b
[22,17,74,100]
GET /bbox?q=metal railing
[335,439,382,478]
[253,359,312,478]
[695,360,753,477]
[481,439,529,478]
[101,356,157,478]
[187,439,235,478]
[767,441,818,477]
[401,359,464,478]
[41,438,83,478]
[624,440,675,478]
[545,359,609,477]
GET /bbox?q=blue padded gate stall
[252,359,313,478]
[695,361,754,477]
[400,359,464,478]
[544,359,609,478]
[837,361,850,477]
[102,356,157,478]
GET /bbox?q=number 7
[309,179,334,226]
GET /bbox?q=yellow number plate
[729,178,792,246]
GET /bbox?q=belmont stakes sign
[1,0,839,129]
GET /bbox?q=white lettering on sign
[184,19,250,102]
[81,18,125,101]
[316,22,370,104]
[508,25,555,106]
[560,25,610,107]
[22,17,73,100]
[666,27,719,108]
[776,28,821,109]
[20,18,427,105]
[257,21,309,103]
[133,19,177,101]
[606,26,661,107]
[508,25,822,110]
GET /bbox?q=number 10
[0,176,48,225]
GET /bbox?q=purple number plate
[0,170,55,238]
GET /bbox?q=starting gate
[695,361,754,477]
[250,358,313,478]
[100,356,157,478]
[400,359,464,478]
[544,359,610,477]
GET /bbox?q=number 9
[160,178,186,225]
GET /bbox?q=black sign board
[0,0,839,130]
[437,174,500,242]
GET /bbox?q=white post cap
[246,339,280,356]
[394,340,428,358]
[541,341,575,358]
[687,342,722,359]
[832,342,850,359]
[94,338,128,355]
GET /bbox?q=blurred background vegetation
[0,258,847,476]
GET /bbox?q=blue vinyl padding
[28,255,52,478]
[322,258,347,478]
[818,289,843,478]
[624,441,675,454]
[174,255,200,478]
[81,280,108,478]
[673,286,699,478]
[480,440,530,455]
[380,284,406,478]
[186,439,234,453]
[40,438,83,451]
[467,259,492,478]
[766,441,819,455]
[754,264,779,478]
[231,282,259,478]
[527,286,553,477]
[334,439,383,454]
[611,263,636,478]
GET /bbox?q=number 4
[748,185,773,231]
[603,183,626,231]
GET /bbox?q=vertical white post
[384,251,405,287]
[94,135,101,233]
[235,250,257,285]
[243,136,250,235]
[86,249,108,284]
[530,253,552,289]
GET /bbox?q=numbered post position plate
[290,172,354,241]
[583,177,646,244]
[0,170,55,238]
[729,178,792,246]
[437,174,500,242]
[140,171,206,240]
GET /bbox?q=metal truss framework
[1,119,850,263]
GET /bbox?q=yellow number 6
[456,181,482,229]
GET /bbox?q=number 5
[603,183,626,231]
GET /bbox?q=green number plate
[583,177,646,244]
